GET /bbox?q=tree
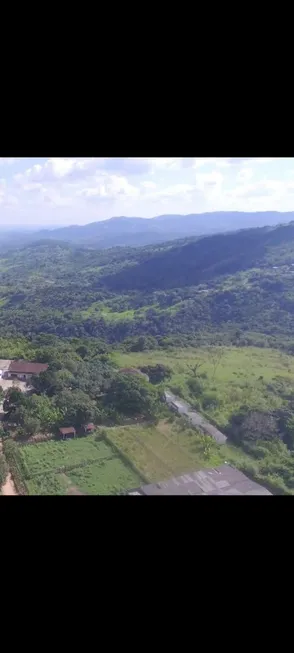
[29,394,62,432]
[31,369,57,395]
[12,404,28,426]
[31,368,74,396]
[187,360,204,378]
[105,374,159,419]
[0,451,8,489]
[140,364,172,384]
[129,336,155,352]
[187,377,203,396]
[21,415,41,437]
[3,387,25,417]
[228,408,279,446]
[208,347,225,381]
[275,407,294,450]
[54,389,96,428]
[76,345,88,359]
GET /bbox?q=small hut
[83,423,95,434]
[59,426,76,440]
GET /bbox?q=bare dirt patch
[156,419,174,436]
[67,486,84,495]
[0,360,30,394]
[0,359,12,371]
[0,378,28,393]
[59,472,84,495]
[1,472,17,496]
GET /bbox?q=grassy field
[111,346,294,427]
[106,419,253,482]
[68,458,142,495]
[20,434,143,495]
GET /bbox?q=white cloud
[15,158,101,185]
[237,168,253,182]
[141,181,157,189]
[147,157,181,169]
[152,183,194,198]
[49,158,76,178]
[193,157,277,169]
[195,170,223,191]
[79,174,140,200]
[2,156,294,226]
[254,157,281,164]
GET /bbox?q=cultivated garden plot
[68,458,142,495]
[20,436,113,476]
[19,434,143,495]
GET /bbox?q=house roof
[59,426,76,435]
[137,465,272,496]
[8,361,49,375]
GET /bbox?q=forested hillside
[1,223,294,348]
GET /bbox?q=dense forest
[1,223,294,350]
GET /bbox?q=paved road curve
[164,390,227,445]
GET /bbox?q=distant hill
[102,222,294,291]
[2,212,294,251]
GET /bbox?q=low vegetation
[111,346,294,427]
[19,434,143,495]
[0,450,8,492]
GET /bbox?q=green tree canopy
[140,364,172,385]
[228,408,279,446]
[104,373,159,419]
[54,389,97,428]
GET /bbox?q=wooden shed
[59,426,76,440]
[83,423,95,434]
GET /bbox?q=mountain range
[2,211,294,250]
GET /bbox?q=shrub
[2,439,28,494]
[227,409,279,446]
[0,453,8,489]
[187,378,203,396]
[202,393,220,411]
[96,428,108,439]
[170,385,184,398]
[238,460,259,478]
[140,364,172,384]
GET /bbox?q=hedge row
[2,439,28,495]
[0,451,8,491]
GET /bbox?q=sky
[0,157,293,228]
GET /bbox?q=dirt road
[0,439,17,496]
[1,471,17,495]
